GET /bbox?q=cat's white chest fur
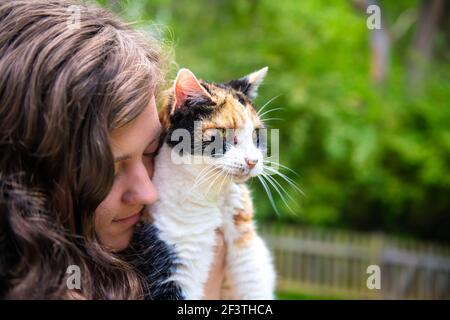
[149,144,276,299]
[150,144,223,299]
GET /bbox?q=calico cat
[130,67,276,300]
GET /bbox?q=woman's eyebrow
[114,127,162,162]
[114,141,157,161]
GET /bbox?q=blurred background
[95,0,450,299]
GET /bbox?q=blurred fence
[259,224,450,299]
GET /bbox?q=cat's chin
[229,173,251,183]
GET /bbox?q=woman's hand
[203,229,227,299]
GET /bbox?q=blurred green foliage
[95,0,450,242]
[276,291,340,300]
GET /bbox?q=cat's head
[160,67,269,183]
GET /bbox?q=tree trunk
[352,0,391,85]
[408,0,445,96]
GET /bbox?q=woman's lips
[112,211,143,225]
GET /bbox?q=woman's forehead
[110,97,161,158]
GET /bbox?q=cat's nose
[245,158,258,169]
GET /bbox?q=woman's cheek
[94,205,113,238]
[93,204,134,252]
[93,190,122,244]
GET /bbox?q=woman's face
[94,96,161,252]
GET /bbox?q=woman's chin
[100,228,135,252]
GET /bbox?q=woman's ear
[171,68,212,114]
[227,66,268,100]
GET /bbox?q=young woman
[0,0,225,299]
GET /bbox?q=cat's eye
[214,127,237,146]
[219,128,227,138]
[253,128,263,148]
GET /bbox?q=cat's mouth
[212,164,257,182]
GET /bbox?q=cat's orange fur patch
[198,85,262,130]
[233,184,256,247]
[233,210,253,225]
[208,94,246,129]
[233,229,255,247]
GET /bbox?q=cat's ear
[227,66,268,100]
[171,68,212,114]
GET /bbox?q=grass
[276,291,341,300]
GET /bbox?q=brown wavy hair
[0,0,164,299]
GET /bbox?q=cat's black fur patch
[226,78,251,97]
[164,94,220,156]
[235,92,249,106]
[123,223,184,300]
[200,82,212,95]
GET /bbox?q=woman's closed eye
[142,149,158,177]
[114,161,124,180]
[143,151,157,158]
[113,150,157,180]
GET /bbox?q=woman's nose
[122,165,159,205]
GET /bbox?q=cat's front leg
[221,183,276,300]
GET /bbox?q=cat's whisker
[261,171,298,215]
[263,169,303,196]
[263,160,299,177]
[203,157,244,196]
[264,166,302,192]
[206,169,231,199]
[217,167,232,195]
[262,172,297,203]
[191,161,218,184]
[256,95,281,117]
[263,155,282,163]
[263,157,278,163]
[189,157,232,192]
[263,166,304,196]
[257,175,280,216]
[201,170,224,197]
[260,175,295,215]
[260,117,284,122]
[190,154,231,191]
[258,107,285,119]
[190,165,219,192]
[205,165,231,197]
